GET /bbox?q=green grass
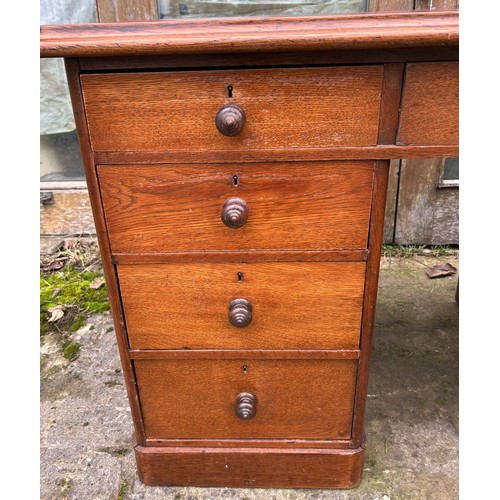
[382,244,456,258]
[117,480,129,500]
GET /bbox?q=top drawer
[397,62,458,146]
[81,66,383,152]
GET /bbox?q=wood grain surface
[96,0,158,22]
[394,158,459,244]
[351,161,390,445]
[143,437,352,450]
[77,46,458,72]
[82,67,383,152]
[378,63,405,145]
[112,249,369,265]
[368,0,413,10]
[134,358,357,439]
[118,262,366,350]
[94,145,459,164]
[128,349,360,360]
[135,444,365,488]
[397,62,459,146]
[415,0,459,9]
[49,9,460,489]
[40,10,458,58]
[64,59,147,445]
[98,162,375,253]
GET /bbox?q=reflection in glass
[443,158,459,181]
[40,131,85,182]
[159,0,367,19]
[40,0,97,182]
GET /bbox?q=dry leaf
[426,263,457,279]
[41,259,66,273]
[47,305,66,323]
[89,278,105,289]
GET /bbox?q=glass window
[40,0,98,183]
[159,0,367,19]
[439,158,459,188]
[40,131,85,182]
[442,157,459,181]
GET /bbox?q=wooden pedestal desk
[40,11,459,489]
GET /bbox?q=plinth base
[135,444,366,488]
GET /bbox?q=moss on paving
[62,342,81,361]
[117,479,129,500]
[69,313,87,332]
[40,264,110,336]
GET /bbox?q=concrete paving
[40,254,459,499]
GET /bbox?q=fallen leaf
[426,263,457,279]
[89,278,105,289]
[41,259,66,272]
[47,305,66,323]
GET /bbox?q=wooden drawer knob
[229,298,252,328]
[235,392,257,420]
[221,197,248,229]
[215,104,246,136]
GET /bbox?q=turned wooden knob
[221,197,248,229]
[215,104,246,136]
[229,298,252,328]
[235,393,257,420]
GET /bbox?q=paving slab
[40,255,459,500]
[40,236,65,256]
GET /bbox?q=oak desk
[40,10,459,488]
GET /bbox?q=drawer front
[81,66,383,152]
[135,359,357,440]
[397,62,458,146]
[98,161,374,253]
[119,262,365,350]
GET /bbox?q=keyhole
[233,175,239,187]
[237,272,243,282]
[242,365,248,373]
[227,85,233,98]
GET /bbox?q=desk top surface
[40,10,458,59]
